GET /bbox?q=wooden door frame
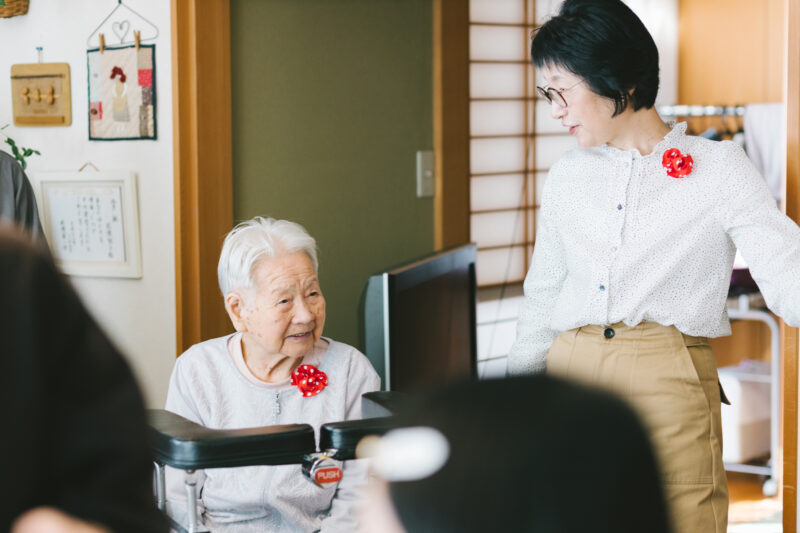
[783,0,799,530]
[171,0,233,354]
[433,0,470,250]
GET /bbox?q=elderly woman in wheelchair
[163,217,380,532]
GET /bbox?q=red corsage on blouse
[291,364,328,397]
[662,148,693,178]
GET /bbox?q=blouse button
[617,204,623,210]
[599,285,606,291]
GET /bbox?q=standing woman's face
[539,65,619,148]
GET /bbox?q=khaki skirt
[547,321,728,533]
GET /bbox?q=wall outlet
[416,150,434,197]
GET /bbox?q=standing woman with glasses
[508,1,800,532]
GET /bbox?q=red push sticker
[314,467,342,484]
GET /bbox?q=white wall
[535,0,678,105]
[625,0,679,106]
[0,0,175,407]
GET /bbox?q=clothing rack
[658,105,746,137]
[657,104,745,117]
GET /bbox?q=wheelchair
[147,392,401,533]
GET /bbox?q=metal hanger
[718,107,735,138]
[78,161,100,172]
[86,0,159,49]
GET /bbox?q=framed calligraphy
[33,171,142,278]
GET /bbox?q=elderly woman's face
[237,251,326,359]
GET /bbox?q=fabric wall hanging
[87,43,156,140]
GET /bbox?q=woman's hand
[11,507,111,533]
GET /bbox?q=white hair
[217,216,319,297]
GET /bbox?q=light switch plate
[11,62,72,127]
[416,150,434,197]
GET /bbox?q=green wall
[231,0,434,349]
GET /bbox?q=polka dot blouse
[508,122,800,375]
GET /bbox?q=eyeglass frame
[536,79,585,108]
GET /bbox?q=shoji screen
[469,0,573,288]
[471,0,574,377]
[469,0,536,288]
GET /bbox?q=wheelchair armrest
[319,416,397,460]
[147,409,316,470]
[362,390,411,418]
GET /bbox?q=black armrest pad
[147,409,316,470]
[362,391,411,418]
[319,417,397,459]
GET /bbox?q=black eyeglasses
[536,80,584,108]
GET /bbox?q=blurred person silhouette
[358,375,671,533]
[0,151,46,244]
[0,228,167,532]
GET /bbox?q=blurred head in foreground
[359,375,671,533]
[0,228,166,533]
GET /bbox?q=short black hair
[531,0,660,116]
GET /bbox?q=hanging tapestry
[87,44,156,140]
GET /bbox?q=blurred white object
[359,427,450,482]
[744,103,785,203]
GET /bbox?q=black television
[362,244,477,391]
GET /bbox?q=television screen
[363,244,477,391]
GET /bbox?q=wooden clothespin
[99,33,105,54]
[134,30,141,51]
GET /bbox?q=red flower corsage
[291,364,328,397]
[662,148,693,178]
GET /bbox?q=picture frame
[33,170,142,278]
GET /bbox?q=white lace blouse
[508,122,800,375]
